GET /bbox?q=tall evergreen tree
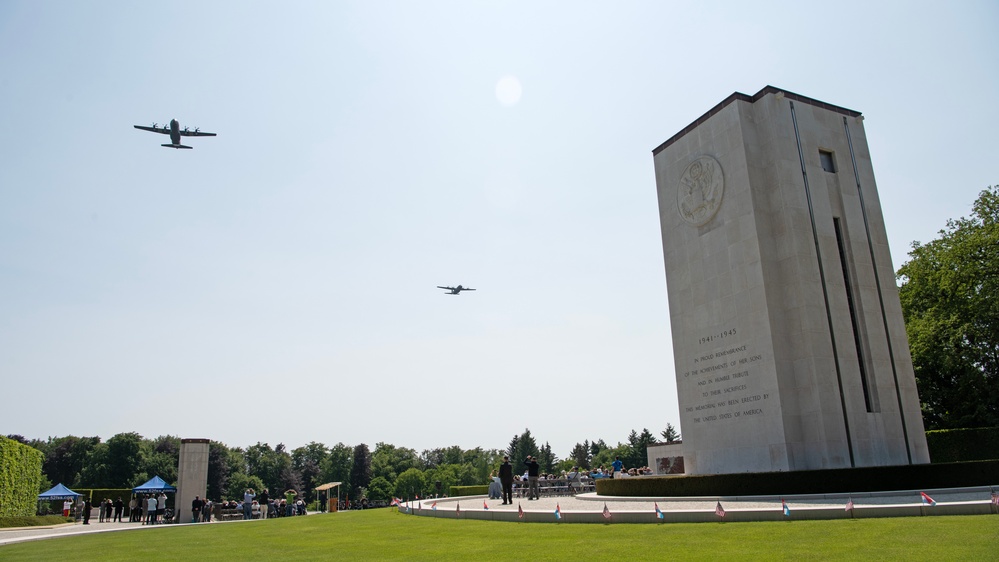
[349,443,372,499]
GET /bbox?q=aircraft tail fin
[161,143,193,149]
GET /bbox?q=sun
[495,75,522,106]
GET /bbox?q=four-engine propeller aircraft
[438,285,475,295]
[133,119,216,149]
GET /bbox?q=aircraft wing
[133,125,170,135]
[179,130,217,137]
[437,286,453,290]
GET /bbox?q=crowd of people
[487,455,655,501]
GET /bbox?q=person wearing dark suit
[498,455,514,505]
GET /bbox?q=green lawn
[3,509,997,561]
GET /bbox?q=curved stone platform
[400,485,999,523]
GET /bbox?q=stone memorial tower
[175,438,210,523]
[652,86,929,475]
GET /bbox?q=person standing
[525,456,541,500]
[82,497,92,524]
[156,492,167,523]
[243,488,255,520]
[145,495,157,525]
[612,456,624,478]
[499,455,514,505]
[191,495,203,523]
[128,496,138,522]
[113,497,124,522]
[284,490,297,517]
[62,499,72,518]
[258,489,269,519]
[202,498,212,522]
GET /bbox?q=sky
[1,1,996,458]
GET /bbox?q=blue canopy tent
[38,483,81,500]
[132,476,177,493]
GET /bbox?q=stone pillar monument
[175,438,210,523]
[652,86,929,475]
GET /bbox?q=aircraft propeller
[194,127,200,133]
[183,127,189,132]
[151,122,158,128]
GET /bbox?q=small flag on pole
[456,502,460,515]
[483,501,489,510]
[655,502,664,520]
[782,499,790,517]
[920,492,936,506]
[431,501,437,511]
[845,498,854,511]
[555,504,562,520]
[418,501,422,510]
[991,492,998,506]
[602,503,611,519]
[715,501,726,518]
[518,503,524,519]
[390,497,400,506]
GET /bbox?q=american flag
[518,503,524,519]
[715,501,725,518]
[845,498,854,511]
[455,502,460,515]
[602,503,611,519]
[991,492,999,506]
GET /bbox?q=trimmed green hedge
[449,486,488,497]
[0,436,43,517]
[926,427,999,463]
[0,515,73,528]
[596,460,999,497]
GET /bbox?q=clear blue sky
[1,1,996,457]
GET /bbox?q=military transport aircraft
[133,119,216,149]
[438,285,475,295]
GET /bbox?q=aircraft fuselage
[169,119,180,145]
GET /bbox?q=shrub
[0,436,43,517]
[596,460,999,497]
[926,427,999,463]
[449,486,488,497]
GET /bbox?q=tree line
[6,424,679,503]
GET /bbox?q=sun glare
[495,75,522,106]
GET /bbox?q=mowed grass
[3,509,997,561]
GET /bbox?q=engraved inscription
[682,336,771,425]
[677,155,724,226]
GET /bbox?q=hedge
[0,436,43,517]
[926,427,999,463]
[449,486,488,497]
[596,460,999,497]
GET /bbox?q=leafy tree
[370,443,419,484]
[292,442,329,502]
[226,472,265,501]
[140,435,180,485]
[365,476,394,501]
[898,186,999,429]
[394,468,426,500]
[318,443,352,493]
[244,442,293,494]
[350,444,372,498]
[207,441,239,501]
[591,443,629,471]
[419,448,445,469]
[42,436,99,487]
[661,423,681,443]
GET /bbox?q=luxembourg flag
[921,492,936,506]
[456,502,460,515]
[431,501,437,511]
[655,502,664,520]
[483,501,489,510]
[782,499,790,517]
[390,498,400,507]
[555,504,562,520]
